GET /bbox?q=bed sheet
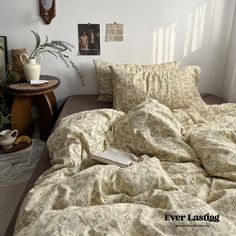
[14,99,236,235]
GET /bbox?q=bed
[9,61,236,235]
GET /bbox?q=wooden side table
[7,75,60,141]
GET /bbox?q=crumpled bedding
[14,99,236,235]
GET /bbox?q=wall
[223,4,236,101]
[0,0,235,105]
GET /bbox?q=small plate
[30,80,49,86]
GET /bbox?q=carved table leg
[34,92,56,141]
[46,91,57,115]
[11,96,33,136]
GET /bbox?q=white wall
[0,0,235,105]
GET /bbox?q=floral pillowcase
[109,65,205,113]
[93,60,180,102]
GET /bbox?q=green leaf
[32,30,41,48]
[46,50,58,59]
[2,116,10,124]
[45,35,48,44]
[30,31,41,57]
[0,112,11,130]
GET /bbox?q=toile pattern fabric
[111,65,205,112]
[14,99,236,235]
[93,60,180,102]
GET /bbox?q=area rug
[0,139,46,187]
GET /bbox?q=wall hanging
[78,24,100,55]
[106,23,123,42]
[39,0,56,24]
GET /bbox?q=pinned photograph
[78,24,100,55]
[106,23,123,42]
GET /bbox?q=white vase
[20,53,42,81]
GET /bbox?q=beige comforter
[14,99,236,235]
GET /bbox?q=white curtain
[229,62,236,102]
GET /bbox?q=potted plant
[0,96,11,131]
[0,44,22,131]
[0,66,20,132]
[20,31,84,85]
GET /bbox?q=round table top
[7,75,60,96]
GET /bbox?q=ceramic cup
[0,129,18,149]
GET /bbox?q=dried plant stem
[29,31,84,85]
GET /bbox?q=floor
[0,119,41,236]
[0,182,28,236]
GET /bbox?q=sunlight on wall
[183,1,213,57]
[152,1,216,64]
[152,23,176,64]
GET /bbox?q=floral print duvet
[14,99,236,235]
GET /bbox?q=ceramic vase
[20,53,42,81]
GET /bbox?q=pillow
[93,60,180,102]
[110,65,205,112]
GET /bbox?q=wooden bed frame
[5,94,225,236]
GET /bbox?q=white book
[91,148,138,167]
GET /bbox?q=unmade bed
[8,60,236,235]
[8,93,236,235]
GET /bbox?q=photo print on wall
[106,23,124,42]
[78,24,100,55]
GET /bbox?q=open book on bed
[91,148,138,167]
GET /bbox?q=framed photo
[0,36,8,79]
[78,24,100,55]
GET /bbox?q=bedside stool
[7,75,60,141]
